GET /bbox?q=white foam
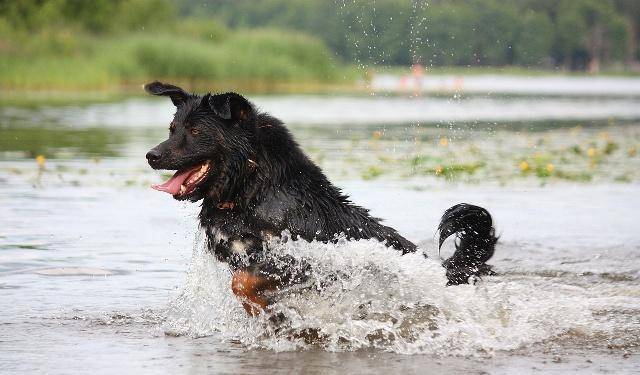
[163,232,634,355]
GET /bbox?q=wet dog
[145,82,498,315]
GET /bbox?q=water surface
[1,93,639,374]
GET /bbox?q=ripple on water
[33,267,115,276]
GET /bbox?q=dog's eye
[190,127,200,135]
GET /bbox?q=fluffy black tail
[438,203,498,285]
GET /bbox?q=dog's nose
[146,149,161,163]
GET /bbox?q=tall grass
[0,22,347,91]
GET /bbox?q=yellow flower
[372,130,382,140]
[519,161,529,172]
[629,147,637,157]
[439,137,448,147]
[435,165,443,175]
[587,147,597,157]
[546,163,555,173]
[36,155,46,167]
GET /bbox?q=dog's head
[145,82,256,202]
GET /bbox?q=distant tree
[5,0,631,71]
[415,3,476,66]
[614,0,640,65]
[0,0,56,31]
[0,0,176,34]
[556,0,627,72]
[513,9,554,66]
[57,0,122,33]
[469,0,520,66]
[118,0,176,32]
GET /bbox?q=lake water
[371,73,640,96]
[1,92,639,374]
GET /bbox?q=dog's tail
[438,203,498,285]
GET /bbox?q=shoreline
[3,69,640,106]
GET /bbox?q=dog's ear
[144,81,190,107]
[207,92,254,123]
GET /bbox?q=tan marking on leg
[231,269,278,316]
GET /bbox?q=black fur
[438,204,498,285]
[145,82,498,287]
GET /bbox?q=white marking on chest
[207,226,252,256]
[208,227,229,244]
[230,240,248,255]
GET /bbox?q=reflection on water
[1,95,639,373]
[0,126,129,158]
[3,95,640,128]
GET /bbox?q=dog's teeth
[189,171,203,184]
[183,164,208,189]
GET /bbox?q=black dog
[145,82,498,315]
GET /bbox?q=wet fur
[145,81,498,297]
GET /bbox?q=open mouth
[152,160,212,198]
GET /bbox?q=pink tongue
[152,167,197,195]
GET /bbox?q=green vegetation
[2,0,640,92]
[0,1,346,91]
[181,0,640,72]
[408,155,484,179]
[305,122,640,184]
[0,126,126,158]
[1,120,638,185]
[361,165,384,180]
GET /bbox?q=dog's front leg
[230,255,312,316]
[231,268,278,315]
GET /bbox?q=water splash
[160,231,634,355]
